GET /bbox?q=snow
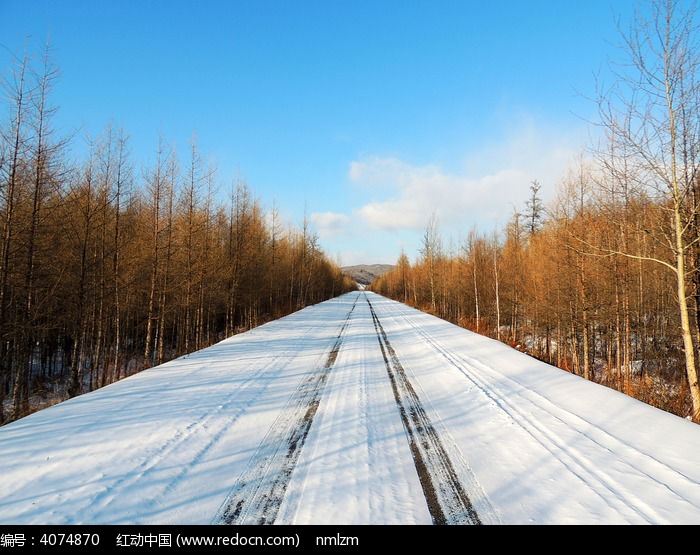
[1,291,699,525]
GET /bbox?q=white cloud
[313,117,589,265]
[349,120,583,235]
[309,211,351,238]
[348,157,414,189]
[350,157,528,232]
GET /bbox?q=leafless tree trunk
[13,42,62,414]
[595,0,700,420]
[182,140,200,352]
[108,129,129,385]
[144,140,166,367]
[69,156,96,398]
[0,49,29,423]
[157,152,176,365]
[421,214,440,314]
[196,170,214,348]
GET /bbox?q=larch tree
[420,213,441,314]
[181,137,202,353]
[156,151,177,365]
[0,48,30,422]
[108,128,131,385]
[67,143,99,398]
[143,138,168,367]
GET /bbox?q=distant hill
[342,264,395,287]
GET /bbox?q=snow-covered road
[1,291,700,525]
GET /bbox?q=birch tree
[596,0,700,420]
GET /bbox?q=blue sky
[1,0,640,265]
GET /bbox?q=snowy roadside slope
[0,297,349,525]
[371,294,700,524]
[0,291,699,525]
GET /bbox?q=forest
[370,1,700,423]
[0,46,355,425]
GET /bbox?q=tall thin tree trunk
[473,261,479,334]
[493,245,501,341]
[144,143,164,367]
[157,161,174,365]
[110,132,126,385]
[0,51,28,423]
[69,164,94,398]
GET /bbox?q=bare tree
[143,138,167,367]
[156,151,177,365]
[420,213,441,313]
[108,128,130,384]
[464,229,482,333]
[68,144,98,398]
[0,46,30,422]
[492,231,502,341]
[181,137,202,352]
[595,0,700,420]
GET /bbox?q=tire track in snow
[213,297,358,525]
[80,325,321,523]
[393,304,690,524]
[365,294,481,525]
[81,320,326,522]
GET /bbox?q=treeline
[370,177,690,418]
[372,0,700,423]
[0,47,355,424]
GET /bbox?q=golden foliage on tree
[0,43,355,425]
[371,0,700,422]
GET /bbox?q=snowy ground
[1,291,699,525]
